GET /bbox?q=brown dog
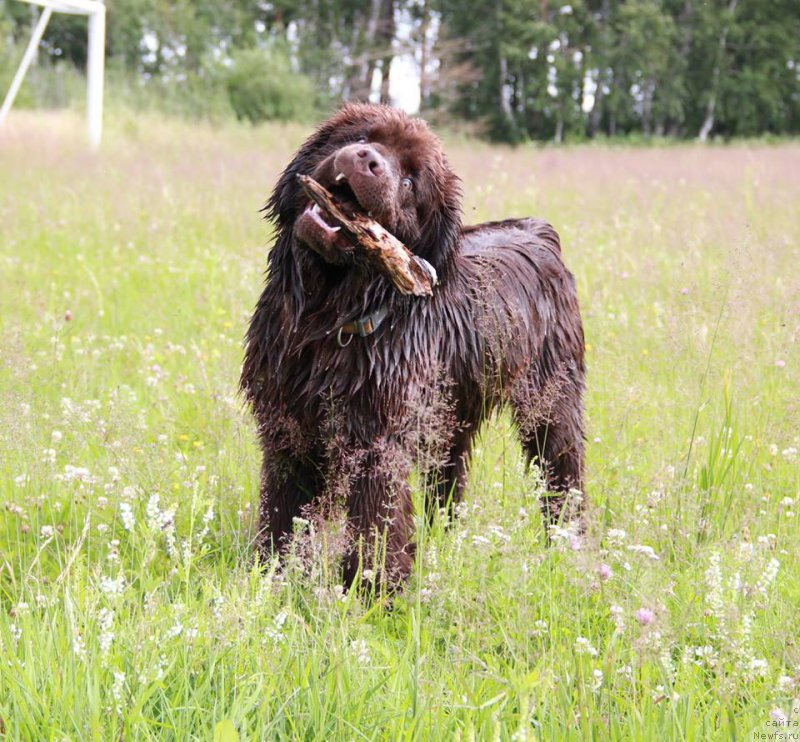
[241,103,585,589]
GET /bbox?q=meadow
[0,111,798,740]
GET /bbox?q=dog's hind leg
[511,373,586,534]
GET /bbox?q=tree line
[2,0,799,142]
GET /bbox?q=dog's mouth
[302,173,366,228]
[297,172,380,250]
[328,175,364,217]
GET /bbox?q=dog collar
[336,304,389,347]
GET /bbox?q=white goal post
[0,0,106,148]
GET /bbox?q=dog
[241,103,586,589]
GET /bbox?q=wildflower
[145,494,161,530]
[747,658,769,678]
[607,528,626,544]
[99,574,126,599]
[351,639,371,665]
[704,552,725,626]
[597,563,612,581]
[776,675,796,693]
[574,637,598,657]
[635,608,655,626]
[755,558,780,597]
[98,608,115,655]
[165,621,183,640]
[40,525,55,539]
[770,708,788,724]
[111,671,125,713]
[610,604,626,633]
[266,611,289,642]
[119,502,135,531]
[627,544,660,560]
[51,430,63,443]
[72,630,86,659]
[590,668,603,691]
[693,646,717,667]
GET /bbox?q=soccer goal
[0,0,106,147]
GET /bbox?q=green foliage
[1,0,799,136]
[225,46,317,124]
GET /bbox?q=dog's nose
[356,147,383,175]
[336,144,386,179]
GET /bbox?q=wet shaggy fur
[241,103,586,589]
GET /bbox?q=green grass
[1,110,799,740]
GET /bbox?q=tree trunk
[378,0,395,104]
[499,55,514,127]
[699,0,738,142]
[554,105,564,144]
[588,0,611,138]
[418,0,431,112]
[355,0,382,100]
[589,78,605,138]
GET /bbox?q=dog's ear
[414,163,462,279]
[266,103,378,228]
[265,118,338,228]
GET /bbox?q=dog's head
[268,103,462,273]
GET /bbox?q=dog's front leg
[255,450,322,564]
[342,438,415,593]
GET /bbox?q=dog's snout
[336,144,386,179]
[357,148,383,175]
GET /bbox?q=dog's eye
[401,177,413,191]
[355,135,368,144]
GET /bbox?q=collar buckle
[336,304,389,346]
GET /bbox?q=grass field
[1,111,799,740]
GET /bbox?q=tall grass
[0,111,798,739]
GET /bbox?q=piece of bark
[297,174,437,297]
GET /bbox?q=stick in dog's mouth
[296,174,437,298]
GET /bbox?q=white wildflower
[617,665,633,680]
[111,671,126,714]
[145,494,162,530]
[99,574,126,599]
[747,658,769,678]
[574,636,598,657]
[607,529,627,544]
[776,675,796,693]
[704,552,725,624]
[351,639,371,665]
[98,608,115,655]
[119,502,135,531]
[627,544,660,560]
[755,558,780,597]
[165,621,183,640]
[610,604,626,633]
